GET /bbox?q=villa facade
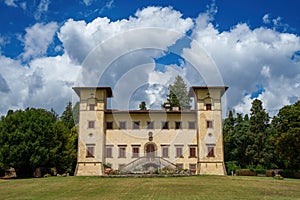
[73,86,228,176]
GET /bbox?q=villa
[73,85,228,176]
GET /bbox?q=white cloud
[191,14,300,116]
[34,0,51,20]
[261,65,271,78]
[4,0,17,7]
[83,0,94,6]
[262,14,270,24]
[0,54,81,116]
[19,1,26,10]
[99,0,114,13]
[1,6,300,117]
[21,22,58,61]
[58,6,193,64]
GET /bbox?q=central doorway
[145,143,156,161]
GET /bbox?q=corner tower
[190,86,228,175]
[73,87,113,176]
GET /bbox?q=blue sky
[0,0,300,116]
[1,0,299,59]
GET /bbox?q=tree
[272,101,300,169]
[0,108,77,177]
[61,102,75,129]
[223,111,250,168]
[139,101,147,110]
[162,75,191,110]
[245,99,272,168]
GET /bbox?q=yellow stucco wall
[74,86,227,176]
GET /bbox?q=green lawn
[0,175,299,200]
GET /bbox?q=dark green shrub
[280,169,300,179]
[0,168,5,177]
[225,161,241,175]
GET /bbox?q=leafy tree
[272,101,300,169]
[61,102,75,129]
[0,108,77,177]
[245,99,272,168]
[223,112,250,168]
[162,75,191,110]
[223,111,235,162]
[139,101,147,110]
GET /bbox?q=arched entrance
[145,142,156,161]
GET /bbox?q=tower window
[206,120,213,129]
[207,146,215,157]
[89,104,95,111]
[206,104,212,110]
[88,121,95,129]
[86,144,95,158]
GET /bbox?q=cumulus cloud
[21,22,58,61]
[0,54,81,115]
[58,6,193,64]
[1,5,299,117]
[191,15,300,115]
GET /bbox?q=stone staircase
[120,156,177,174]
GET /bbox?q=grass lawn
[0,175,299,200]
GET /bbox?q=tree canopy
[162,75,191,110]
[0,106,77,177]
[224,99,300,172]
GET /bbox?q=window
[132,121,140,129]
[207,146,215,157]
[86,144,95,158]
[189,164,196,173]
[89,104,95,111]
[189,146,196,158]
[175,146,183,158]
[206,120,213,129]
[106,122,113,129]
[118,146,126,158]
[132,147,139,158]
[88,121,95,129]
[206,104,212,110]
[119,121,127,129]
[188,121,195,129]
[147,121,154,129]
[161,121,169,129]
[105,146,113,158]
[161,146,169,158]
[176,163,183,169]
[175,121,182,129]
